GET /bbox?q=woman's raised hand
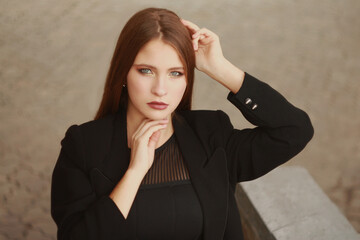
[127,119,168,176]
[181,18,245,94]
[180,18,226,76]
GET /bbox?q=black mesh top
[129,133,204,240]
[140,133,191,185]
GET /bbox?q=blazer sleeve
[218,72,314,184]
[51,125,132,240]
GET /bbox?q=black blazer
[51,72,314,240]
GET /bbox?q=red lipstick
[147,101,169,110]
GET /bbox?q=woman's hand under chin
[127,118,168,176]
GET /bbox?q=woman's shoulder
[60,113,118,165]
[63,112,117,141]
[80,113,116,130]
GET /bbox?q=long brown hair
[94,7,195,120]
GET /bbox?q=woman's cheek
[128,77,149,96]
[175,80,187,103]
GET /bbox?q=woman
[51,7,314,240]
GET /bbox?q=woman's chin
[145,110,172,120]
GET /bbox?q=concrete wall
[0,0,359,239]
[236,166,359,240]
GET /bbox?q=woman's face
[126,38,187,121]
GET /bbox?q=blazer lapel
[173,113,229,240]
[101,107,131,184]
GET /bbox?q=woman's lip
[147,102,168,110]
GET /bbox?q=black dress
[129,133,204,240]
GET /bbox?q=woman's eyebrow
[133,64,184,70]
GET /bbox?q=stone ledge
[235,166,359,240]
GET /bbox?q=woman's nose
[151,77,167,96]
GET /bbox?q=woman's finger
[193,28,219,50]
[192,28,216,39]
[133,119,168,141]
[135,120,167,138]
[180,18,200,34]
[148,130,161,149]
[193,35,200,50]
[140,123,168,148]
[132,119,151,137]
[181,20,215,51]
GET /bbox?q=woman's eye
[139,68,152,74]
[171,71,184,77]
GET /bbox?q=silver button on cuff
[252,104,258,110]
[245,98,252,105]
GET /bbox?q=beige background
[0,0,359,239]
